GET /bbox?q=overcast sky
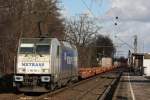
[61,0,150,57]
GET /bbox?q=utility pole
[114,16,119,58]
[134,35,138,53]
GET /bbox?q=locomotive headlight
[42,69,49,73]
[41,76,50,82]
[14,76,24,82]
[18,68,26,73]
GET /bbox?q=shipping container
[101,57,112,67]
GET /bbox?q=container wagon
[13,38,78,92]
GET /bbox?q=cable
[93,0,103,14]
[115,36,134,50]
[90,0,93,10]
[80,0,96,17]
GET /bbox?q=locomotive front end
[14,38,52,92]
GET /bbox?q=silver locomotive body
[14,38,78,92]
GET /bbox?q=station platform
[113,72,150,100]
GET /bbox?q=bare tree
[65,15,101,46]
[0,0,65,73]
[64,15,101,67]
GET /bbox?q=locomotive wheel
[68,80,73,87]
[57,82,62,89]
[50,84,55,91]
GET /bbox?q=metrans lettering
[22,63,44,67]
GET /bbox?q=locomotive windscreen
[17,38,51,74]
[20,44,34,54]
[19,45,50,54]
[19,38,51,54]
[36,45,50,54]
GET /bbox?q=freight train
[13,38,120,92]
[13,38,78,92]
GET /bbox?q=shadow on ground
[24,92,45,96]
[0,74,16,93]
[121,79,150,83]
[117,96,128,100]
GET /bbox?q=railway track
[0,68,122,100]
[40,70,121,100]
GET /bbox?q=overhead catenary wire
[80,0,104,17]
[80,0,96,17]
[93,0,103,15]
[115,36,134,50]
[80,0,108,35]
[80,0,105,31]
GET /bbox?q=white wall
[143,59,150,76]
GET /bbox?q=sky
[60,0,150,57]
[61,0,110,16]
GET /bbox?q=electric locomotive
[13,38,78,92]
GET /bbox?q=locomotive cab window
[36,45,50,54]
[57,46,60,57]
[20,47,34,54]
[19,43,34,54]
